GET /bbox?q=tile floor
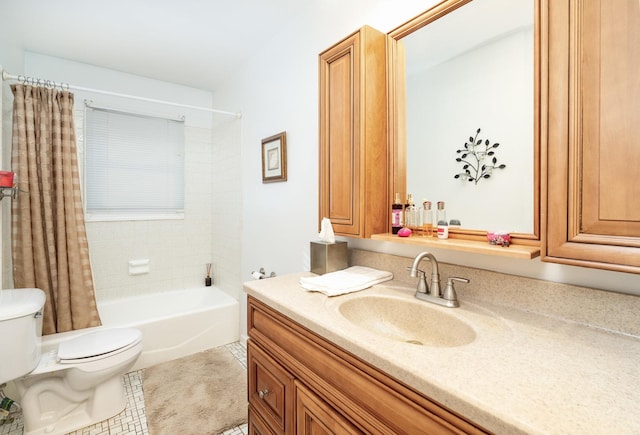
[0,342,248,435]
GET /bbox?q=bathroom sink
[337,294,476,347]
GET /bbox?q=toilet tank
[0,288,46,384]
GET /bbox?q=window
[84,105,185,220]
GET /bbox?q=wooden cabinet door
[318,25,388,238]
[247,340,295,435]
[249,405,276,435]
[544,0,640,272]
[295,381,363,435]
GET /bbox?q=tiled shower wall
[86,113,243,303]
[1,80,11,289]
[86,125,218,301]
[210,115,242,301]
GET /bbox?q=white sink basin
[337,294,476,347]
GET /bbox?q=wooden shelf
[370,233,540,259]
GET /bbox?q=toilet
[0,288,143,435]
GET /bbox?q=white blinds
[85,106,185,220]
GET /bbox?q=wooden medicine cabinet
[542,0,640,274]
[318,25,388,239]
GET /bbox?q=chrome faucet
[409,252,441,297]
[408,251,469,308]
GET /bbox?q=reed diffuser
[205,263,212,286]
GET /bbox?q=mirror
[388,0,539,241]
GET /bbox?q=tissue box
[310,241,348,275]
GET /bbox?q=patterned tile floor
[0,342,248,435]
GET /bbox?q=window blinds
[85,106,185,219]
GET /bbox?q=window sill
[85,212,184,222]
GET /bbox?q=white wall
[210,0,436,339]
[212,0,640,338]
[214,0,432,280]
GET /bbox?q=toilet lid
[57,328,142,361]
[0,288,46,321]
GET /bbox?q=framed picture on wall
[261,131,287,183]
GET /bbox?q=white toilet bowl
[0,289,143,435]
[15,328,143,435]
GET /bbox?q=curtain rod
[1,70,242,119]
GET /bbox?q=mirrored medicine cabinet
[383,0,540,249]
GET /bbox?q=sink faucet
[408,251,468,308]
[409,252,441,297]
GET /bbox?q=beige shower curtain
[11,84,101,335]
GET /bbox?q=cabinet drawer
[295,380,363,435]
[248,405,276,435]
[247,340,294,435]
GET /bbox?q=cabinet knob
[258,389,269,399]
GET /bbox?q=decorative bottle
[205,263,213,286]
[405,193,417,229]
[436,201,448,239]
[391,192,403,234]
[421,200,432,237]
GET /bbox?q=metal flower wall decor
[454,128,506,184]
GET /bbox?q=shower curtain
[11,84,101,335]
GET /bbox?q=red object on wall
[0,171,14,188]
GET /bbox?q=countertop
[244,272,640,435]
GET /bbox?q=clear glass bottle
[404,193,412,219]
[405,193,416,229]
[436,201,446,223]
[421,200,432,237]
[436,201,448,239]
[412,196,420,229]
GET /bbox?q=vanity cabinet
[543,0,640,273]
[247,296,489,434]
[318,26,388,238]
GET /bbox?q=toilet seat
[58,328,142,363]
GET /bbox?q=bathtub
[37,286,240,371]
[99,286,240,370]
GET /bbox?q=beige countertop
[244,272,640,435]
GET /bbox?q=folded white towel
[300,266,393,296]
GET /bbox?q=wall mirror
[388,0,539,242]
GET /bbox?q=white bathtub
[37,286,240,371]
[98,286,240,370]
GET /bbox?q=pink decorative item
[398,227,412,237]
[487,231,511,247]
[0,171,14,188]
